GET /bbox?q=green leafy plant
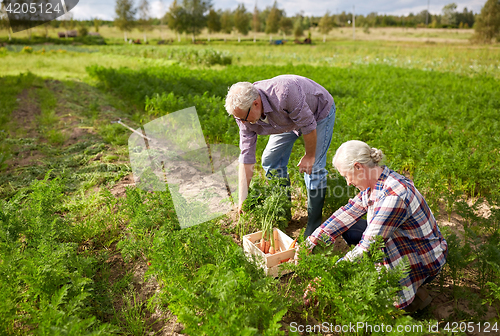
[242,175,292,237]
[290,237,429,334]
[148,222,289,335]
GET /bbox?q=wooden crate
[242,228,296,278]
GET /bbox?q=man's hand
[300,129,316,174]
[297,154,315,175]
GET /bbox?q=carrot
[269,245,275,254]
[259,232,267,252]
[264,240,270,254]
[273,229,280,252]
[259,238,266,252]
[289,238,298,249]
[279,258,290,264]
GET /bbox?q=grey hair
[224,82,259,115]
[332,140,384,171]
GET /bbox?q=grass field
[0,35,499,335]
[0,25,478,43]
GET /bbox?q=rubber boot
[304,188,327,238]
[403,287,433,313]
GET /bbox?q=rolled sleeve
[238,127,258,164]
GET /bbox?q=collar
[258,90,273,116]
[360,166,390,207]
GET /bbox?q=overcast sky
[69,0,486,20]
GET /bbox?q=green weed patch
[0,175,116,335]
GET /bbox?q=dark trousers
[341,219,368,246]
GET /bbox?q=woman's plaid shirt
[307,166,448,309]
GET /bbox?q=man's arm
[238,163,255,212]
[297,129,316,174]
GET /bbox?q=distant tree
[115,0,136,42]
[259,7,270,31]
[456,7,475,28]
[77,21,88,37]
[166,0,185,42]
[364,12,376,27]
[234,4,250,42]
[293,17,304,39]
[62,11,74,39]
[158,0,165,39]
[252,4,260,42]
[279,16,293,38]
[473,0,500,42]
[265,1,281,35]
[181,0,211,42]
[93,17,102,33]
[338,11,348,27]
[302,16,311,30]
[138,0,152,43]
[416,10,430,26]
[0,2,11,41]
[221,9,233,40]
[207,8,221,41]
[318,11,334,42]
[442,3,458,27]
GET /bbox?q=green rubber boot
[304,188,327,238]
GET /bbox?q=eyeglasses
[233,107,251,122]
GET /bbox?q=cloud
[70,0,115,20]
[67,0,485,21]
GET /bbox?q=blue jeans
[261,104,336,190]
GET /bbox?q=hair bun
[370,148,384,163]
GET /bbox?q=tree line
[1,0,498,43]
[112,0,499,43]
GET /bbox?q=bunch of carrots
[258,192,297,255]
[259,230,297,255]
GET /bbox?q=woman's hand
[303,277,322,307]
[293,243,313,265]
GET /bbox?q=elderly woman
[304,140,448,312]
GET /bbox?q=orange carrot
[269,245,275,254]
[289,238,298,249]
[259,231,267,252]
[259,238,265,252]
[273,229,280,252]
[279,258,290,264]
[264,240,270,254]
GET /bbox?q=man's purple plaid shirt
[307,166,448,309]
[236,75,333,164]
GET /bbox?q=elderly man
[224,75,336,237]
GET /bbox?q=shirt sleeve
[344,193,408,261]
[238,126,258,164]
[306,192,367,247]
[282,83,317,135]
